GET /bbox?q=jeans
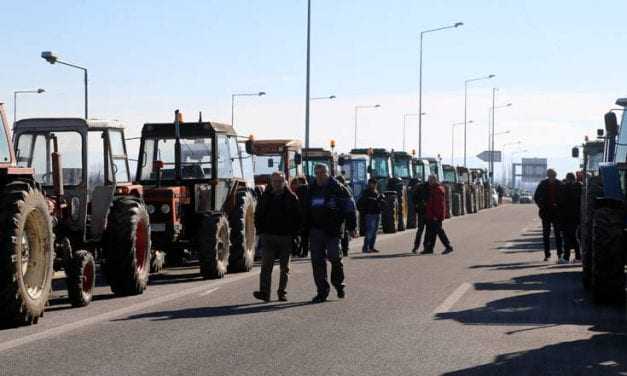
[424,219,451,251]
[310,228,344,296]
[542,217,563,258]
[259,234,292,297]
[561,222,580,260]
[362,214,380,251]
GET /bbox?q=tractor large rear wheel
[104,199,151,296]
[591,206,625,304]
[0,181,54,327]
[198,214,230,279]
[382,192,398,234]
[228,191,256,273]
[582,175,602,289]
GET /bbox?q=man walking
[336,175,352,257]
[357,178,385,253]
[422,175,454,255]
[560,172,582,262]
[305,164,357,303]
[534,169,563,262]
[411,179,430,253]
[253,172,302,302]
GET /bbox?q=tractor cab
[442,164,459,184]
[302,147,336,178]
[252,139,303,186]
[136,111,257,278]
[337,152,368,199]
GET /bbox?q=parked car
[519,191,533,203]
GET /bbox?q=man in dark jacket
[560,172,582,262]
[534,168,563,262]
[305,164,357,303]
[253,172,302,302]
[357,178,385,253]
[412,180,430,253]
[336,175,352,256]
[422,175,454,254]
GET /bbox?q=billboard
[521,158,547,182]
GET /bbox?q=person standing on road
[357,178,385,253]
[534,168,564,262]
[422,175,454,255]
[560,172,582,262]
[336,175,352,257]
[292,177,310,258]
[411,179,430,253]
[496,184,504,205]
[253,172,302,302]
[305,164,357,303]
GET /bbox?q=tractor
[0,103,54,327]
[350,148,400,233]
[574,103,627,303]
[136,111,256,279]
[337,152,369,200]
[252,139,303,187]
[457,166,477,214]
[13,117,151,311]
[442,164,464,217]
[391,151,416,230]
[571,134,604,290]
[302,144,337,178]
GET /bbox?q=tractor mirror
[605,111,618,137]
[571,147,579,158]
[153,160,164,171]
[267,159,274,168]
[597,129,604,138]
[338,156,345,166]
[294,153,302,165]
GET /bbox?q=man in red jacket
[421,175,454,255]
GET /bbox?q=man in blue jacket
[305,164,357,303]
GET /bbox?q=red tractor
[136,111,257,278]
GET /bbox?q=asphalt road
[1,203,626,376]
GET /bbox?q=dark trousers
[310,228,344,297]
[562,222,580,260]
[259,234,291,297]
[341,227,350,255]
[413,211,426,249]
[424,219,451,251]
[542,217,563,258]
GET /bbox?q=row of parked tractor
[0,103,495,328]
[571,97,627,304]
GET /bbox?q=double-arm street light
[13,88,45,125]
[451,120,474,165]
[464,74,495,166]
[311,95,336,101]
[41,51,87,118]
[403,112,426,152]
[231,91,266,128]
[418,21,463,157]
[354,104,381,149]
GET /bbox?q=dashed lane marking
[198,287,220,297]
[433,282,472,314]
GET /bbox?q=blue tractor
[588,100,627,303]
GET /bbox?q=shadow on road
[436,270,627,375]
[350,252,416,260]
[114,301,311,322]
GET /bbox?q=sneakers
[543,255,550,262]
[420,249,434,255]
[411,248,418,254]
[362,249,370,254]
[253,291,270,302]
[278,294,287,302]
[311,294,328,304]
[369,248,380,253]
[337,288,346,299]
[442,246,454,255]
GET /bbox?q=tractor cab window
[288,151,299,177]
[16,131,83,186]
[0,115,10,163]
[586,150,603,172]
[304,158,332,176]
[255,154,283,175]
[239,142,255,187]
[228,136,243,179]
[616,110,627,163]
[371,156,389,178]
[443,169,457,183]
[217,135,233,178]
[139,137,213,180]
[392,158,411,179]
[108,130,130,183]
[87,131,112,187]
[413,163,426,182]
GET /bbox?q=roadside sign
[476,150,502,162]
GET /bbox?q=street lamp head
[41,51,58,64]
[454,22,464,27]
[37,88,45,94]
[468,120,474,124]
[488,74,496,79]
[374,104,381,108]
[506,103,512,107]
[258,91,266,96]
[421,112,426,115]
[329,95,336,99]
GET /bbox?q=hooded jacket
[305,176,357,237]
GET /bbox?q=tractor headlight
[160,204,171,214]
[147,204,156,215]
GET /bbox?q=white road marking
[433,282,472,314]
[198,287,220,297]
[0,273,255,353]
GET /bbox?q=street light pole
[231,91,266,128]
[464,74,495,167]
[304,0,311,175]
[353,104,381,149]
[418,22,463,158]
[41,51,87,118]
[13,88,45,125]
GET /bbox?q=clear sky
[2,0,626,180]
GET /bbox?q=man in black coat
[253,172,302,302]
[534,169,564,262]
[411,180,430,253]
[305,164,357,303]
[357,178,385,253]
[560,172,582,262]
